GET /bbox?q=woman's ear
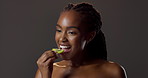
[86,31,96,43]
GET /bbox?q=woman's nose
[59,33,68,42]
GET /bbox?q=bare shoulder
[101,61,127,78]
[65,60,127,78]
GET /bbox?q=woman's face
[55,10,89,60]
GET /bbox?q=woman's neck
[58,50,102,67]
[60,58,84,67]
[58,54,85,67]
[59,58,105,68]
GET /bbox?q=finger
[38,51,56,63]
[42,51,58,63]
[44,57,56,67]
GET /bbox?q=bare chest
[67,68,109,78]
[52,66,71,78]
[52,65,110,78]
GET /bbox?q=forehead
[57,10,86,28]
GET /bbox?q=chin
[59,53,71,60]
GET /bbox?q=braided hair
[62,2,107,60]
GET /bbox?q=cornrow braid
[64,3,74,11]
[63,2,102,33]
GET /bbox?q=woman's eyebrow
[56,24,79,30]
[67,26,79,30]
[56,24,62,28]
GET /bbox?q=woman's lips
[59,45,71,53]
[62,48,71,53]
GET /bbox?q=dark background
[0,0,148,78]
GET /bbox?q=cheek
[69,36,86,50]
[69,36,80,44]
[55,33,59,44]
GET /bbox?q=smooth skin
[35,10,127,78]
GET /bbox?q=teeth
[60,45,71,49]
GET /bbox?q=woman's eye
[56,29,62,32]
[68,31,76,35]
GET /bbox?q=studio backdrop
[0,0,148,78]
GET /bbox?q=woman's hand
[36,50,57,78]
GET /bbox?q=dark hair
[63,2,107,60]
